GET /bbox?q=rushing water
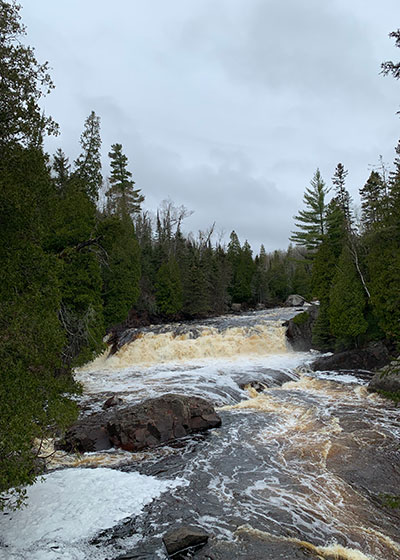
[1,307,400,560]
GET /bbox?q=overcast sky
[22,0,399,252]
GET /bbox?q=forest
[0,0,399,509]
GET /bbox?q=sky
[21,0,399,252]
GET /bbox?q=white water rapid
[1,307,400,560]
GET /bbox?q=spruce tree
[156,258,183,315]
[106,143,144,217]
[74,111,103,201]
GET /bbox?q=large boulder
[58,394,221,453]
[284,294,307,307]
[285,305,319,351]
[107,394,221,452]
[311,341,390,372]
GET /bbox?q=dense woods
[0,1,399,509]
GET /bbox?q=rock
[369,359,400,394]
[311,341,390,372]
[231,303,242,312]
[163,526,209,557]
[238,369,293,391]
[107,394,221,452]
[56,412,113,452]
[285,305,319,351]
[103,395,123,409]
[284,294,306,307]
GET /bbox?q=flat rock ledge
[57,394,221,453]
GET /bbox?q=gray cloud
[22,0,400,252]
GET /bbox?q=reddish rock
[107,394,221,452]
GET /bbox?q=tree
[106,143,144,218]
[290,169,329,251]
[52,148,70,192]
[332,163,352,228]
[329,246,368,349]
[74,111,102,201]
[0,0,58,153]
[359,170,387,231]
[156,257,183,315]
[381,29,400,80]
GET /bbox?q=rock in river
[108,394,221,452]
[57,394,221,453]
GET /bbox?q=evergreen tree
[52,148,70,192]
[74,111,102,201]
[329,246,368,349]
[156,257,183,315]
[99,214,141,328]
[0,0,58,152]
[359,170,387,231]
[381,29,400,80]
[106,143,144,218]
[290,169,329,251]
[332,163,352,228]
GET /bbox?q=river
[1,307,400,560]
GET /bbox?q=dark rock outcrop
[285,305,319,351]
[57,394,221,453]
[162,526,209,557]
[369,360,400,394]
[107,394,221,452]
[311,341,390,372]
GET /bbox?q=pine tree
[106,143,144,218]
[74,111,102,201]
[290,169,329,251]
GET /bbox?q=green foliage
[0,147,79,509]
[0,0,58,151]
[156,257,183,315]
[100,215,141,328]
[106,143,144,218]
[292,311,309,326]
[311,302,334,351]
[290,168,329,251]
[74,111,102,201]
[329,246,368,347]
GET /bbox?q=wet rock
[285,294,307,307]
[107,394,221,452]
[103,395,124,409]
[231,303,242,313]
[369,359,400,394]
[56,411,113,452]
[195,532,321,559]
[163,526,209,557]
[311,341,390,372]
[238,369,293,391]
[285,305,319,351]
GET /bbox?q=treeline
[291,153,400,352]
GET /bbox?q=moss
[376,389,400,404]
[379,494,400,509]
[292,311,309,326]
